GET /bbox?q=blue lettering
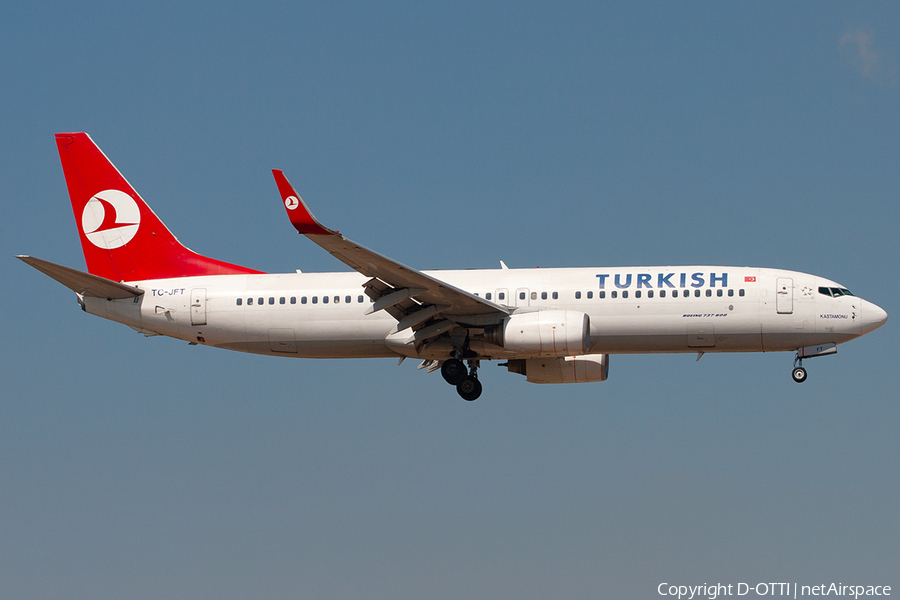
[596,274,609,289]
[637,273,652,288]
[680,273,687,288]
[614,274,632,289]
[710,273,727,288]
[658,273,675,288]
[691,273,705,288]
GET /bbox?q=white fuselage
[80,266,884,361]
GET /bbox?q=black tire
[441,358,467,385]
[792,367,807,383]
[457,375,482,401]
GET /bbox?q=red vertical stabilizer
[56,132,263,281]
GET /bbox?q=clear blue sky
[2,2,898,598]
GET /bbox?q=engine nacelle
[486,310,590,358]
[505,354,610,384]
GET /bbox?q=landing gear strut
[791,353,808,383]
[456,360,482,401]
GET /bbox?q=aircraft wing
[272,170,509,330]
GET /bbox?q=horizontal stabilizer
[17,255,144,299]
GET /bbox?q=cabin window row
[594,288,745,299]
[473,289,746,301]
[236,295,368,306]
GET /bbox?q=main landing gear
[441,357,482,401]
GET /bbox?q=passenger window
[312,296,318,304]
[334,296,340,304]
[728,289,734,297]
[346,296,351,303]
[694,290,701,297]
[301,296,307,304]
[739,289,745,297]
[358,296,364,303]
[279,297,285,304]
[660,290,666,298]
[599,291,606,299]
[531,292,537,300]
[258,297,264,305]
[519,292,526,300]
[323,296,329,304]
[611,291,618,299]
[248,298,253,305]
[291,297,297,304]
[706,289,712,297]
[575,291,581,299]
[236,298,242,306]
[269,297,275,305]
[635,291,641,299]
[717,289,723,297]
[499,292,505,300]
[623,291,629,299]
[648,290,654,298]
[486,293,492,300]
[541,292,547,300]
[587,291,593,299]
[552,292,558,300]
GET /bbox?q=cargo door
[190,288,207,326]
[268,328,297,353]
[687,322,715,348]
[776,278,793,314]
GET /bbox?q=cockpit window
[820,286,855,298]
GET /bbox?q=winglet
[272,170,338,236]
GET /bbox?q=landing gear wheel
[441,358,467,385]
[792,366,807,383]
[457,375,482,401]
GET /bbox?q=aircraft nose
[861,300,888,334]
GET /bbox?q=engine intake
[485,310,590,358]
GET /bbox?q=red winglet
[272,170,337,236]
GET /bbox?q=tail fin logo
[284,195,300,210]
[82,190,141,249]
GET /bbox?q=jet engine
[504,354,610,384]
[484,310,590,357]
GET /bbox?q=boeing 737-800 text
[18,133,888,400]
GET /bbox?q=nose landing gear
[791,363,808,383]
[790,343,837,384]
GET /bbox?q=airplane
[18,133,888,400]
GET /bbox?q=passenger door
[776,278,793,314]
[190,288,207,326]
